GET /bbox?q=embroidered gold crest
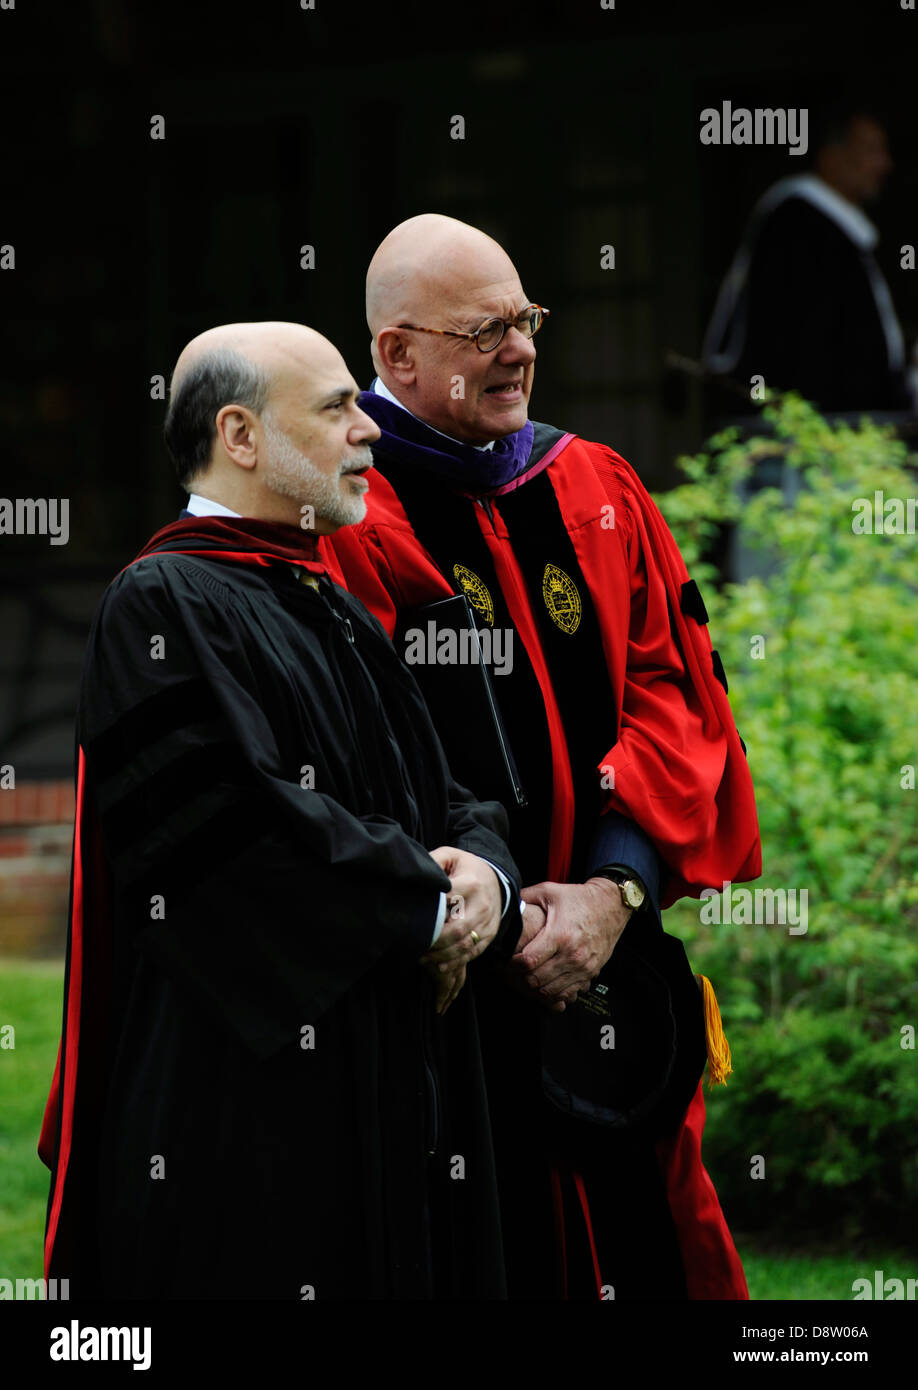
[542,564,582,634]
[453,563,495,625]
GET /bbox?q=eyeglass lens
[477,308,541,351]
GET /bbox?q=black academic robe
[39,526,521,1300]
[711,195,911,413]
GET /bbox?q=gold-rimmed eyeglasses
[397,304,550,354]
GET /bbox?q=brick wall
[0,782,74,959]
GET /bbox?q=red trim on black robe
[39,522,328,1281]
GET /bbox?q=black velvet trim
[711,649,729,693]
[680,579,709,626]
[89,678,216,780]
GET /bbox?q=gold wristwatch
[600,868,647,911]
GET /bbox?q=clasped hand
[420,846,503,1015]
[507,878,632,1013]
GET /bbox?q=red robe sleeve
[551,441,761,908]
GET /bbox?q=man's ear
[215,405,259,471]
[375,329,416,387]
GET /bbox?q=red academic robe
[322,430,762,1300]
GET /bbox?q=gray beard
[261,420,368,529]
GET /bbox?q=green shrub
[655,394,918,1238]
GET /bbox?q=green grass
[740,1247,915,1301]
[0,961,909,1298]
[0,959,64,1279]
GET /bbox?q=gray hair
[164,346,271,490]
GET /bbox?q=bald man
[323,216,762,1301]
[39,321,523,1299]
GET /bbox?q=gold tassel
[697,974,732,1087]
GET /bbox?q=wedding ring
[470,930,480,946]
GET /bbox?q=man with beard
[322,216,762,1300]
[38,321,522,1300]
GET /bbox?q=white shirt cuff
[485,860,513,916]
[429,862,513,946]
[431,892,448,946]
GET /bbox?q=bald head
[170,321,334,404]
[165,321,347,490]
[163,320,379,530]
[366,215,540,445]
[367,215,519,338]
